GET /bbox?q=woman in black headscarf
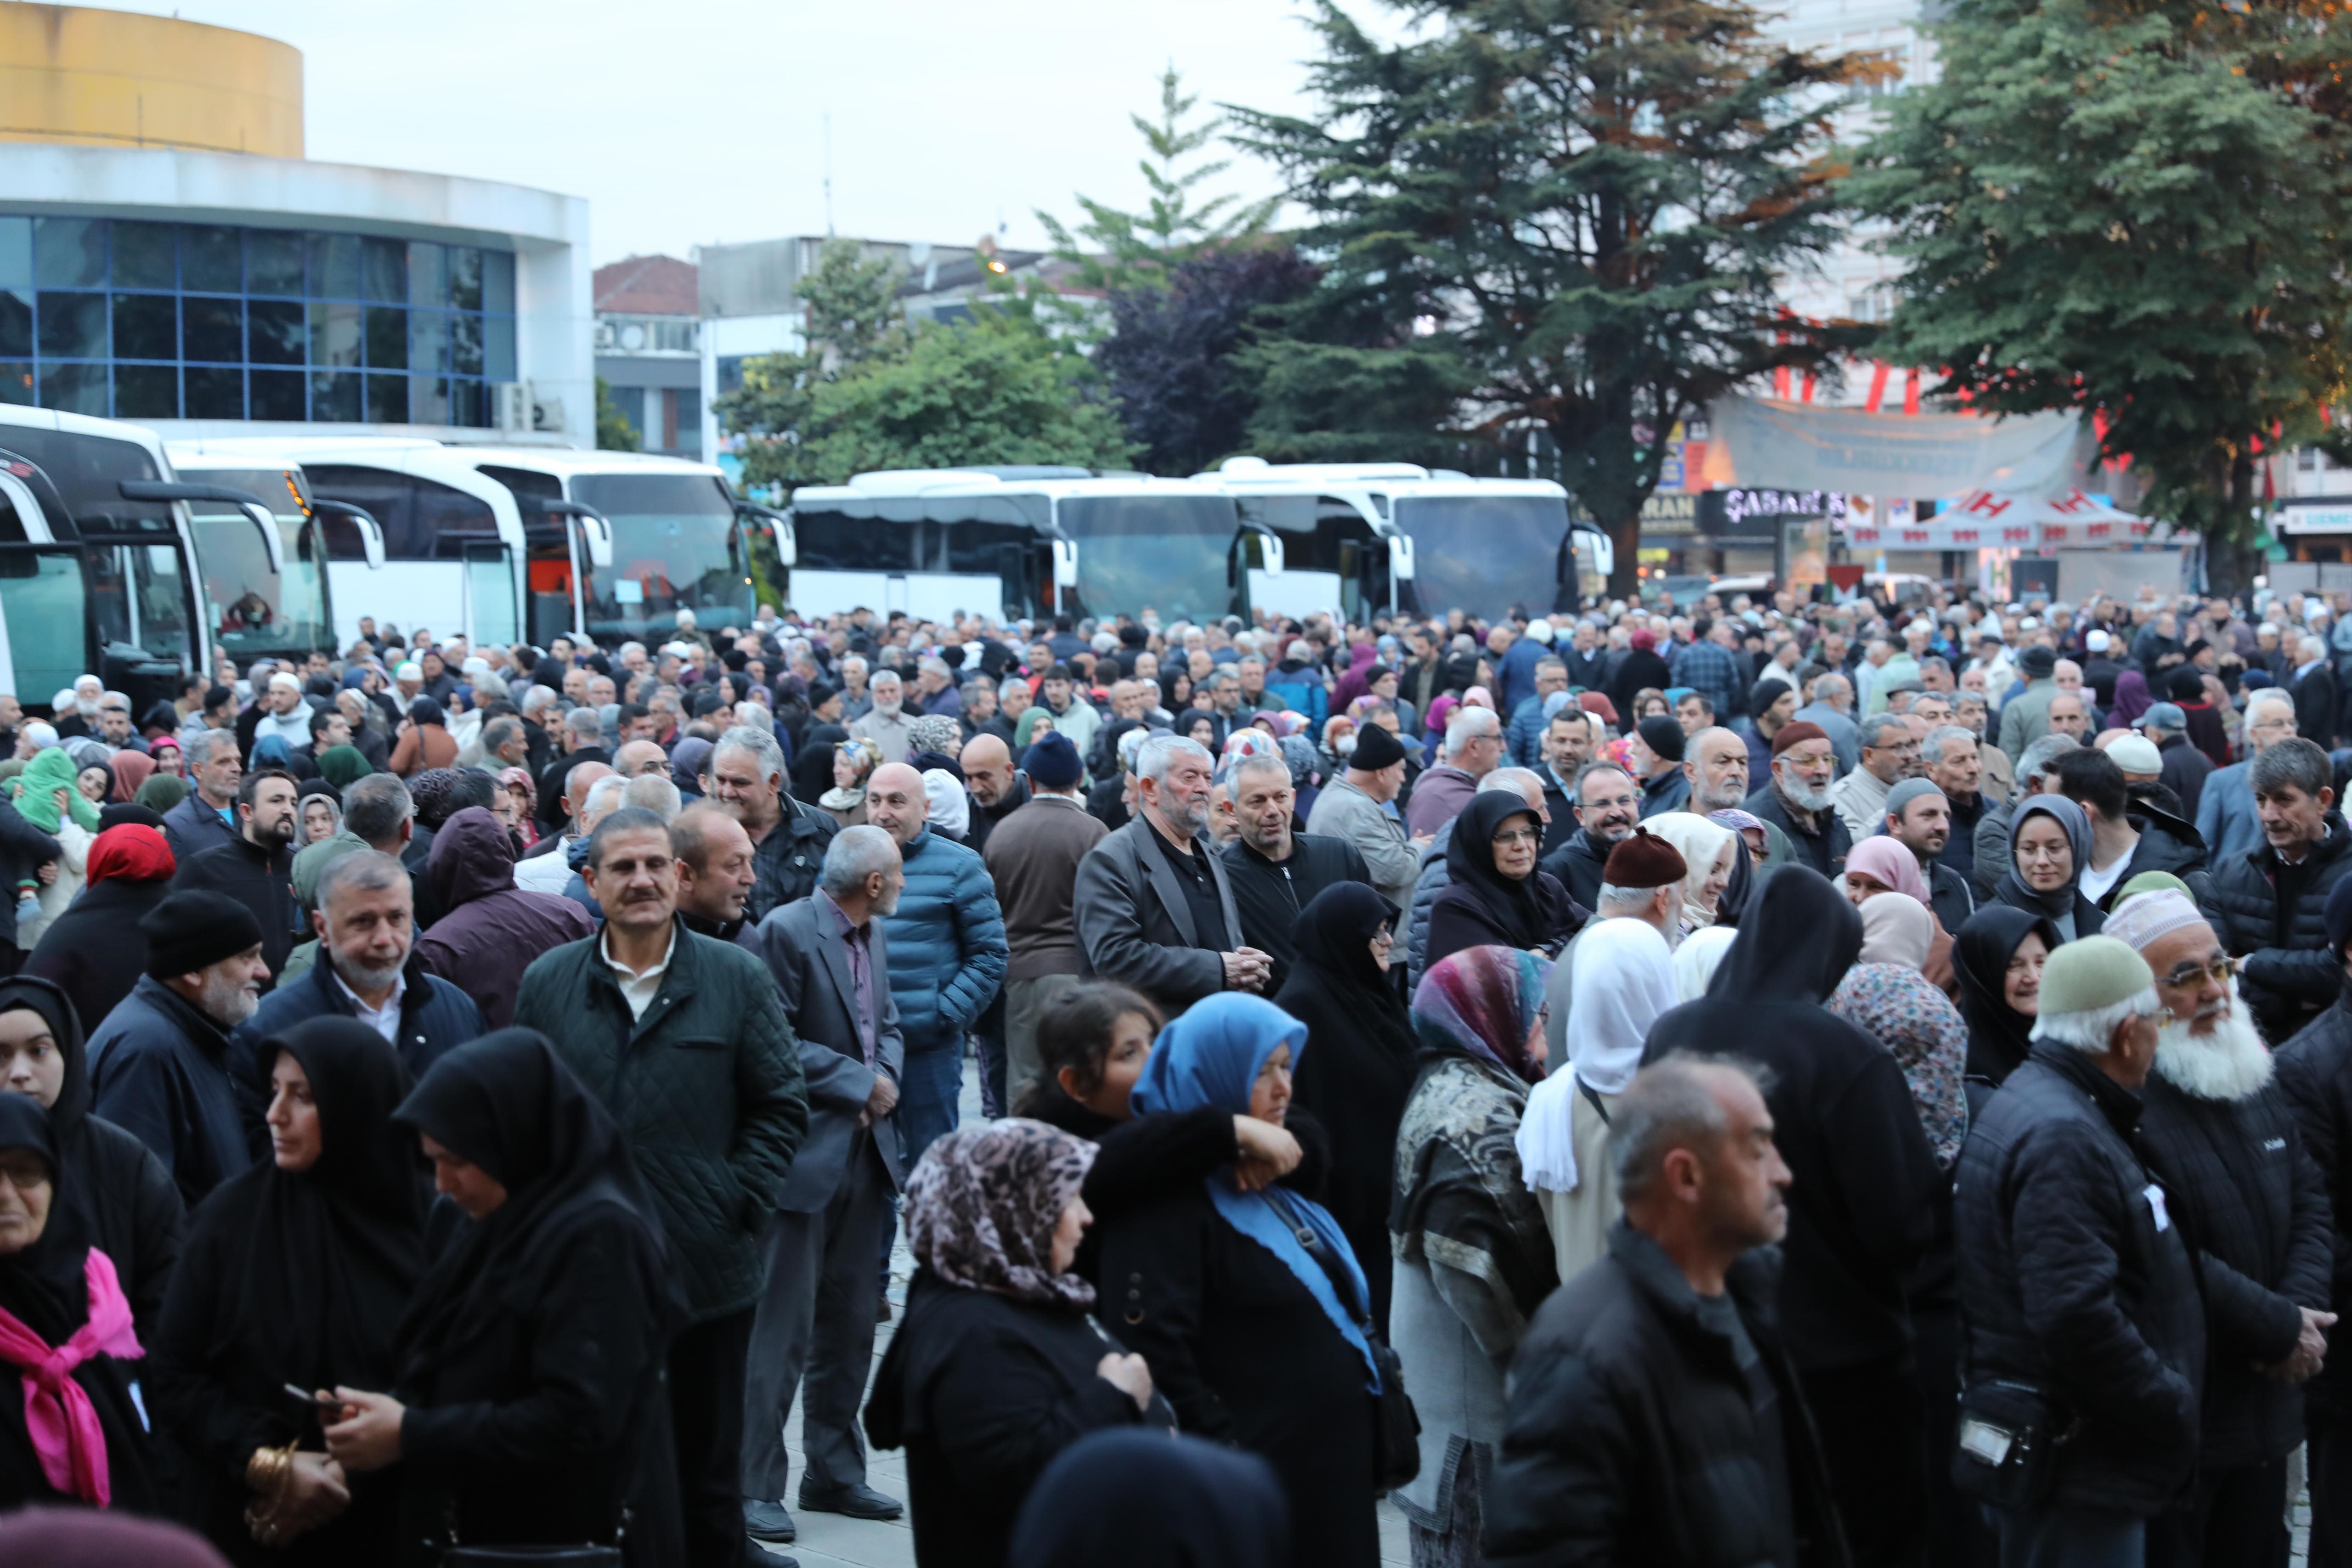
[150,1017,425,1565]
[0,976,181,1341]
[0,1093,163,1512]
[1992,795,2103,942]
[1422,791,1583,972]
[320,1029,682,1568]
[1272,884,1417,1333]
[791,736,843,806]
[1951,906,2058,1090]
[865,1119,1173,1568]
[1641,868,1942,1568]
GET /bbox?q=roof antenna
[823,111,835,237]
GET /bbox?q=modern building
[0,4,590,443]
[594,253,701,458]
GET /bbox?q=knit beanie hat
[2033,935,2155,1018]
[1636,715,1686,764]
[2103,890,2210,954]
[1882,778,1945,828]
[2018,645,2058,679]
[141,890,265,980]
[1602,826,1689,891]
[1023,731,1083,790]
[1348,721,1407,773]
[1770,720,1830,758]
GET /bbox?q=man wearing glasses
[612,739,672,780]
[1828,713,1919,844]
[2107,890,2335,1568]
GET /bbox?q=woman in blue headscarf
[1092,993,1382,1568]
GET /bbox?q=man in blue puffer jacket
[859,762,1008,1165]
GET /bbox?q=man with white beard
[847,668,915,763]
[1741,720,1850,880]
[2106,889,2335,1568]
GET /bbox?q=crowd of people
[0,581,2347,1568]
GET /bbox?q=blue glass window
[0,215,513,425]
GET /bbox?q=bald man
[1683,726,1752,816]
[958,733,1029,857]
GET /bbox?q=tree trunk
[1603,510,1641,601]
[2204,450,2262,599]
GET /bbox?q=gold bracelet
[244,1438,296,1497]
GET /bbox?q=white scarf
[1517,916,1678,1193]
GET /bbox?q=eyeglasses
[2156,955,2235,989]
[1493,828,1542,846]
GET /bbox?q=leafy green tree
[1851,0,2352,593]
[1038,66,1282,300]
[714,241,909,492]
[594,376,639,452]
[1232,0,1872,596]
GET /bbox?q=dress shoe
[797,1481,904,1521]
[742,1500,797,1543]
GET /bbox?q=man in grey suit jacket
[1072,733,1270,1017]
[742,825,909,1541]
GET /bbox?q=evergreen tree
[1233,0,1871,593]
[1851,0,2352,592]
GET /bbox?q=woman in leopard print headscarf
[866,1119,1171,1567]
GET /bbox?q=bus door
[463,540,520,647]
[0,469,81,705]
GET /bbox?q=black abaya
[1951,907,2061,1088]
[1423,791,1583,971]
[1273,883,1416,1333]
[0,1095,162,1514]
[386,1029,683,1568]
[149,1017,427,1567]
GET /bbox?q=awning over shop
[1839,488,2180,550]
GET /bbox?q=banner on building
[1699,396,2088,497]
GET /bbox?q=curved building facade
[0,8,587,444]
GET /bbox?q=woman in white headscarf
[1515,915,1679,1283]
[922,767,971,843]
[1639,812,1738,940]
[1672,925,1739,1001]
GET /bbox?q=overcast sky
[94,0,1385,266]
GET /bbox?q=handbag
[1264,1189,1422,1490]
[1950,1378,2075,1511]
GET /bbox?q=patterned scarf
[905,1119,1099,1309]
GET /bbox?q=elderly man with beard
[2106,891,2335,1568]
[1682,726,1750,818]
[1540,759,1641,909]
[848,669,915,764]
[1744,721,1849,880]
[1218,751,1371,995]
[2278,878,2352,1568]
[87,890,271,1206]
[1074,733,1264,1017]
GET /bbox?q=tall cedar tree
[1098,247,1322,474]
[1851,0,2352,593]
[1231,0,1872,595]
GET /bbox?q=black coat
[1952,1043,2205,1515]
[86,974,255,1207]
[1023,1090,1241,1287]
[2157,733,2217,824]
[1485,1224,1849,1568]
[2137,1063,2334,1468]
[745,794,840,925]
[23,874,169,1037]
[2295,662,2339,750]
[865,1273,1171,1568]
[2096,805,2216,914]
[1642,869,1939,1372]
[174,834,302,981]
[230,956,485,1154]
[0,797,60,950]
[1539,827,1614,910]
[2274,985,2352,1429]
[2208,811,2352,1041]
[533,745,609,832]
[1607,649,1674,719]
[1097,1175,1381,1568]
[1742,781,1851,880]
[1219,833,1372,996]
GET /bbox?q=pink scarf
[0,1249,142,1506]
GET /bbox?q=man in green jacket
[514,805,809,1568]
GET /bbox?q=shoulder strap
[1579,1075,1612,1127]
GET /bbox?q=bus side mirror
[1388,534,1416,581]
[1581,529,1615,578]
[771,517,796,566]
[1052,539,1079,588]
[1257,530,1285,576]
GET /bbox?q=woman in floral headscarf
[866,1119,1170,1568]
[1391,948,1559,1568]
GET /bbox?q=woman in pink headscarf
[1843,837,1958,995]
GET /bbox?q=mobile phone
[283,1383,339,1409]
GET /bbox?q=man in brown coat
[981,731,1107,1110]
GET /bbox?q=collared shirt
[819,888,880,1066]
[331,965,407,1044]
[600,923,677,1022]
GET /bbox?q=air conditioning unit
[592,321,616,350]
[492,382,530,433]
[532,393,566,434]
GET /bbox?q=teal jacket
[514,919,809,1321]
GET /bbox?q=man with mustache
[2107,890,2334,1568]
[1742,720,1849,880]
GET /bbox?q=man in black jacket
[1487,1055,1848,1568]
[1218,751,1371,994]
[2045,748,2216,913]
[1954,935,2203,1566]
[2104,891,2335,1568]
[2275,877,2352,1568]
[1742,721,1850,880]
[2210,739,2352,1041]
[1539,760,1639,909]
[170,768,302,983]
[708,724,838,923]
[2293,633,2340,750]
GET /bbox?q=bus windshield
[1393,495,1570,623]
[0,425,195,667]
[1058,495,1239,626]
[185,468,330,660]
[571,474,749,640]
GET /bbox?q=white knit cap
[2103,890,2210,953]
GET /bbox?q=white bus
[165,440,387,665]
[1195,459,1614,622]
[0,405,212,710]
[781,468,1272,625]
